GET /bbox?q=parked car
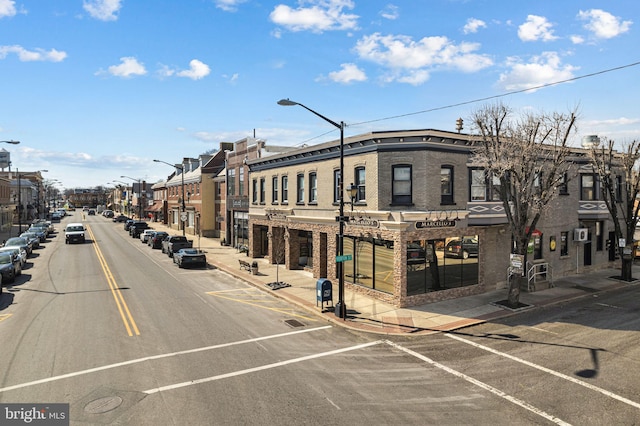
[0,247,27,268]
[65,223,86,244]
[444,237,479,259]
[162,235,193,257]
[124,219,135,231]
[129,221,150,238]
[407,242,426,264]
[113,215,129,223]
[27,226,47,242]
[4,237,33,257]
[102,209,114,218]
[0,252,20,283]
[173,248,207,268]
[20,232,41,250]
[149,231,168,249]
[50,211,62,222]
[140,229,155,243]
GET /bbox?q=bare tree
[588,139,640,281]
[470,102,578,308]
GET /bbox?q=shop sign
[266,213,287,221]
[416,220,456,228]
[349,217,379,228]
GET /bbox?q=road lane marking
[207,289,317,321]
[446,333,640,410]
[0,326,332,394]
[86,225,140,337]
[385,340,571,426]
[143,340,383,394]
[0,314,12,322]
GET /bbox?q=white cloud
[0,45,67,62]
[353,32,492,84]
[497,52,578,92]
[214,0,246,12]
[106,57,146,78]
[463,18,486,34]
[583,117,640,127]
[570,35,584,44]
[379,4,399,21]
[518,15,557,42]
[326,63,367,84]
[270,0,358,33]
[176,59,211,80]
[0,0,16,18]
[578,9,632,39]
[83,0,122,22]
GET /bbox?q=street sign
[180,212,188,222]
[336,254,352,262]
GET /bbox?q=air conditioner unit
[574,228,588,242]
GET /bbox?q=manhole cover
[284,319,305,328]
[84,396,123,414]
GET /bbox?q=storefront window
[407,235,479,295]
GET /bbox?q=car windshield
[180,249,199,255]
[5,238,26,246]
[67,226,84,232]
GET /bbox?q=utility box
[316,278,333,310]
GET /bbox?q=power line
[349,60,640,127]
[287,60,640,144]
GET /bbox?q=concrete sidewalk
[141,220,640,336]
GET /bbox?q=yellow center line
[86,225,140,337]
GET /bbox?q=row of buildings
[105,129,618,308]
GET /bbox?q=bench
[239,259,253,272]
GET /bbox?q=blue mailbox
[316,278,333,310]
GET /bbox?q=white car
[0,246,27,268]
[140,229,155,243]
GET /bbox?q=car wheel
[8,270,15,283]
[462,250,469,260]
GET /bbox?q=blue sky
[0,0,637,188]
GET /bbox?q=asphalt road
[1,214,639,425]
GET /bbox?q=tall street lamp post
[121,176,142,219]
[278,98,348,319]
[154,159,186,236]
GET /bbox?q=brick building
[246,129,617,308]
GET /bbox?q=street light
[121,175,142,219]
[278,98,348,319]
[154,159,186,236]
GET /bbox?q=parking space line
[0,326,331,394]
[206,289,317,321]
[144,340,383,394]
[446,333,640,410]
[385,340,571,425]
[0,314,12,322]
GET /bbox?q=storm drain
[284,319,305,328]
[84,396,123,414]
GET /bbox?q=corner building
[247,129,616,308]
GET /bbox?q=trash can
[251,261,259,275]
[316,278,333,309]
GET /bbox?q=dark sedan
[113,215,130,223]
[0,252,21,284]
[173,248,207,268]
[445,237,479,259]
[20,232,41,250]
[149,231,168,249]
[5,237,33,257]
